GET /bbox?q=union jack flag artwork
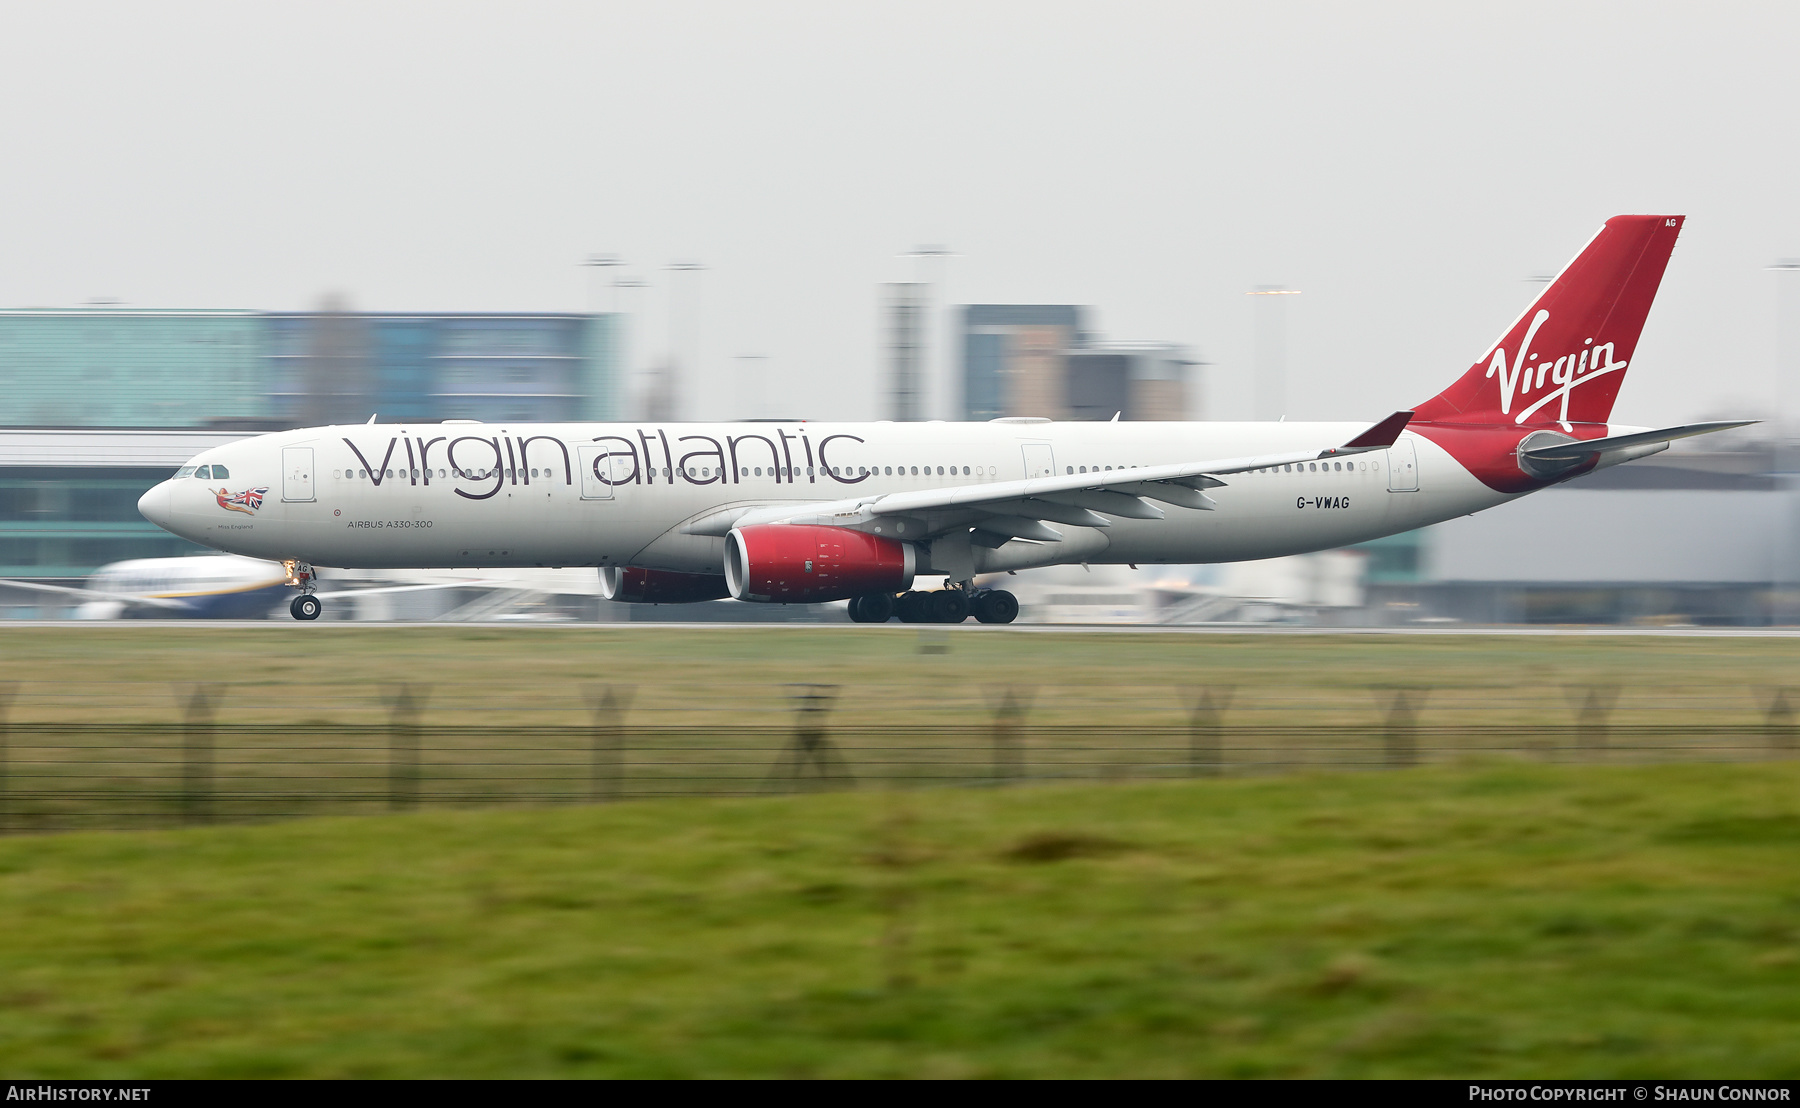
[214,486,268,515]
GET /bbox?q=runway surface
[10,620,1800,637]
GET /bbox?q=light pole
[580,254,624,314]
[734,354,768,420]
[1769,260,1800,623]
[665,261,706,420]
[1248,286,1300,421]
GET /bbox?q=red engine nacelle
[599,566,731,604]
[725,525,915,603]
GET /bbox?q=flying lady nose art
[214,487,268,515]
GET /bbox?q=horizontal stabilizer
[1520,420,1758,461]
[1338,411,1414,451]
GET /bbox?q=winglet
[1339,410,1413,451]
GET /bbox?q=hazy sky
[3,1,1797,429]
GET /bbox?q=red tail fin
[1414,215,1683,429]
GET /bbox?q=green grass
[2,762,1798,1077]
[3,625,1799,728]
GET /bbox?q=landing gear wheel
[847,595,870,623]
[895,591,928,623]
[290,594,322,621]
[857,591,895,623]
[973,589,1019,624]
[929,589,970,624]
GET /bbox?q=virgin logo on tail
[1414,215,1681,434]
[1484,309,1628,430]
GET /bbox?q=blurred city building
[0,430,241,586]
[1066,343,1195,422]
[0,309,268,429]
[958,305,1195,421]
[0,305,621,587]
[882,283,926,421]
[1368,446,1787,626]
[0,306,622,430]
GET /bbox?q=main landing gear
[848,587,1018,625]
[283,559,322,621]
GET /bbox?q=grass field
[1,761,1798,1077]
[2,624,1799,728]
[2,626,1796,830]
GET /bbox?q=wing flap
[978,499,1112,528]
[1033,489,1166,519]
[1112,482,1218,511]
[971,516,1064,543]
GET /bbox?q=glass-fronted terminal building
[0,307,622,581]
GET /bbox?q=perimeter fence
[0,680,1794,832]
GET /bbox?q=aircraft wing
[0,576,512,610]
[691,412,1414,545]
[0,578,191,610]
[312,579,514,600]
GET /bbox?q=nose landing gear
[283,560,322,621]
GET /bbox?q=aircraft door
[281,447,315,502]
[1021,443,1057,480]
[576,445,620,500]
[1387,437,1419,492]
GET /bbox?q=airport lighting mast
[581,253,624,314]
[663,261,706,421]
[1248,286,1299,421]
[1769,259,1800,623]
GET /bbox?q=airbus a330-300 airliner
[137,215,1748,623]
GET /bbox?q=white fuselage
[137,419,1523,578]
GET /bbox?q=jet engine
[725,524,915,603]
[599,566,731,603]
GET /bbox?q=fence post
[0,683,13,833]
[584,685,635,802]
[989,687,1032,785]
[1765,687,1797,755]
[766,684,851,791]
[1186,687,1234,777]
[1567,686,1620,759]
[383,684,429,812]
[1377,688,1426,768]
[179,684,223,826]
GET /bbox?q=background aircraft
[0,555,500,619]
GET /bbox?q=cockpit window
[211,464,228,479]
[194,465,212,479]
[175,465,197,479]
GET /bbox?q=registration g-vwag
[138,215,1749,623]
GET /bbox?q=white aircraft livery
[0,555,498,619]
[138,215,1748,623]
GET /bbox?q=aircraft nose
[138,481,172,529]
